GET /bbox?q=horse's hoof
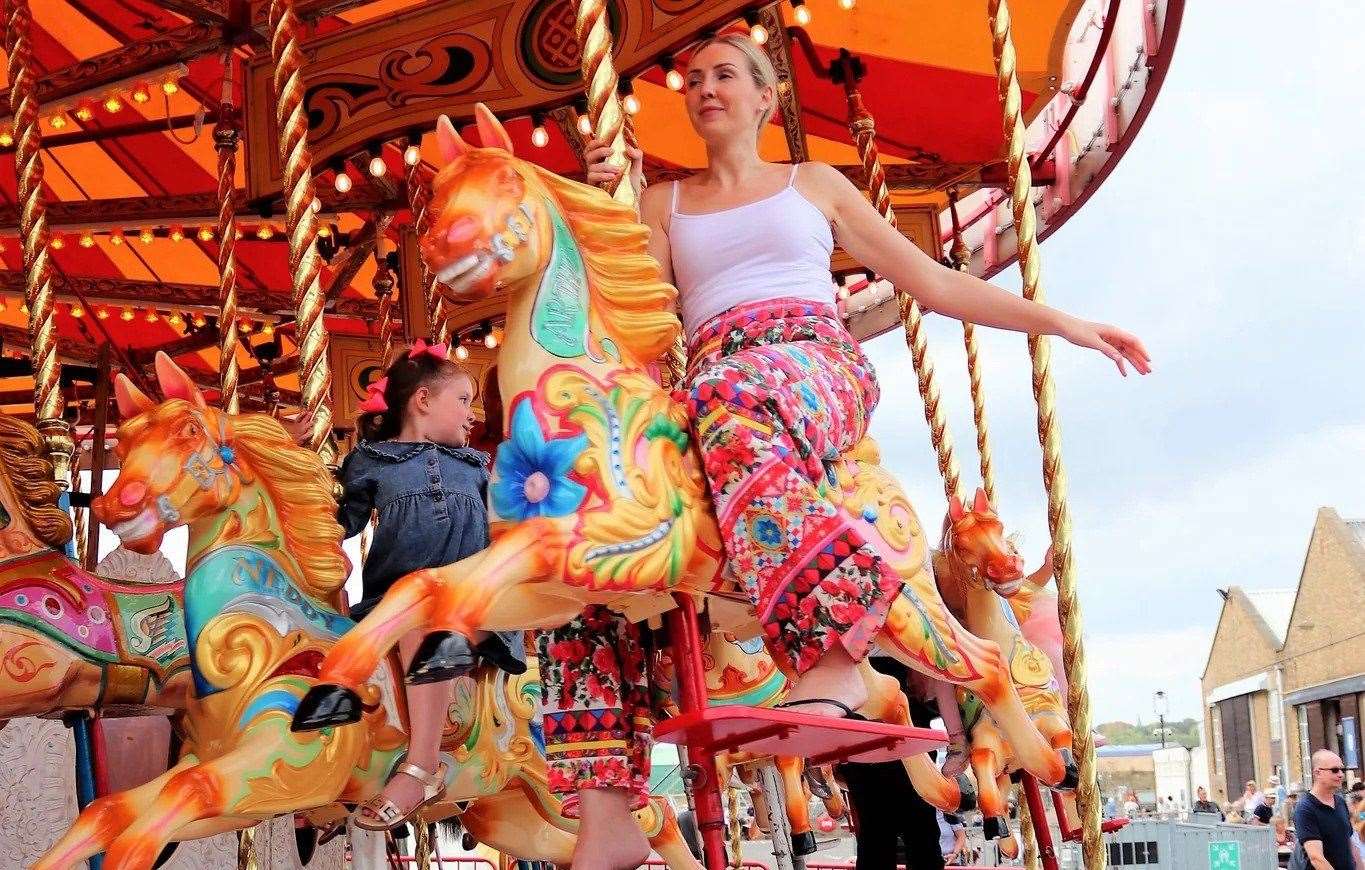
[791,831,818,856]
[461,831,477,851]
[983,816,1009,840]
[152,842,179,870]
[956,774,978,812]
[294,821,318,866]
[406,631,475,685]
[291,685,362,731]
[1058,748,1080,790]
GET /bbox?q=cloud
[1085,626,1211,723]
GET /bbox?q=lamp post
[1154,690,1169,749]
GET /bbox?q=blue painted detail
[238,688,302,728]
[218,445,236,465]
[862,506,879,522]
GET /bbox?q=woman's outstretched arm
[807,162,1151,376]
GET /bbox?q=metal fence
[1091,817,1277,869]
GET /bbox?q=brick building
[1200,508,1365,801]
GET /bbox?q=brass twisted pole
[236,825,259,870]
[988,0,1101,865]
[1018,789,1041,870]
[576,0,634,207]
[948,192,998,505]
[215,51,242,414]
[269,0,334,461]
[8,0,73,486]
[405,157,447,343]
[845,85,962,503]
[374,245,402,366]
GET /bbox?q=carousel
[0,0,1181,868]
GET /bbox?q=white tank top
[670,164,837,338]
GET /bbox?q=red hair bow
[357,377,389,413]
[408,339,449,362]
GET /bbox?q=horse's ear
[154,352,206,409]
[434,115,469,164]
[948,494,966,522]
[474,103,515,154]
[114,373,156,418]
[972,487,991,515]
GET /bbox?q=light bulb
[130,83,151,104]
[310,197,321,213]
[168,312,185,330]
[197,226,214,242]
[577,113,593,136]
[454,344,469,361]
[750,23,769,45]
[120,307,134,322]
[169,226,184,242]
[404,144,421,166]
[74,104,94,122]
[192,313,207,328]
[793,2,811,25]
[0,131,13,147]
[256,224,274,240]
[261,322,274,337]
[96,307,110,320]
[145,308,159,324]
[238,320,253,334]
[368,155,387,177]
[50,235,65,250]
[531,124,549,148]
[109,229,124,245]
[318,224,332,238]
[48,114,67,130]
[139,228,155,245]
[0,298,7,313]
[839,0,854,9]
[103,95,123,113]
[484,332,498,349]
[69,303,85,318]
[334,171,352,193]
[161,77,179,95]
[78,232,95,248]
[623,93,641,115]
[666,69,684,91]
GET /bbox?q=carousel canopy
[0,0,1180,431]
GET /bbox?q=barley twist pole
[988,0,1101,864]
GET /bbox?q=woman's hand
[583,135,644,191]
[277,410,313,445]
[1059,318,1152,377]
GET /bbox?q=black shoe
[291,685,363,731]
[406,631,476,684]
[1058,748,1080,790]
[475,634,528,675]
[956,774,978,812]
[791,831,818,856]
[983,816,1009,840]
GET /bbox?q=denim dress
[337,439,525,672]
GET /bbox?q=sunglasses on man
[1316,766,1345,774]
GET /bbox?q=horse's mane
[0,414,73,549]
[223,412,350,610]
[529,164,681,365]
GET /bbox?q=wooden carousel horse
[297,105,1068,795]
[34,357,700,870]
[0,413,190,724]
[932,489,1078,846]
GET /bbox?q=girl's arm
[805,163,1151,376]
[335,451,375,539]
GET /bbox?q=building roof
[1098,743,1164,758]
[1241,588,1296,648]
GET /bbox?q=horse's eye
[180,422,200,440]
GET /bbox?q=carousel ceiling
[0,0,1181,430]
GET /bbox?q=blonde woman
[556,33,1151,869]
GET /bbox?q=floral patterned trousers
[686,299,902,674]
[538,605,653,816]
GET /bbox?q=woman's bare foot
[571,787,649,870]
[780,646,869,718]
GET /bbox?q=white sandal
[354,761,448,831]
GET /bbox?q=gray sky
[862,1,1365,725]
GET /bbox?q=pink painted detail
[0,580,120,655]
[523,471,551,504]
[983,206,1000,269]
[1142,1,1160,58]
[118,481,147,507]
[1102,31,1120,146]
[446,216,479,245]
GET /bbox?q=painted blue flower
[491,398,589,521]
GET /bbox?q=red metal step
[653,704,947,766]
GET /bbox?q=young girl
[552,30,1150,869]
[337,341,525,830]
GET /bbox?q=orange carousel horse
[33,357,700,870]
[295,105,1069,796]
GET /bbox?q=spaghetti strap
[670,180,680,215]
[787,162,800,187]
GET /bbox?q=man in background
[1294,749,1362,870]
